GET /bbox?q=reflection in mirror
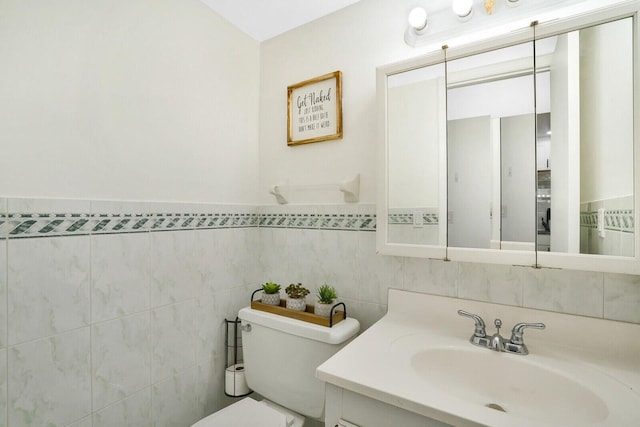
[537,17,634,256]
[447,41,538,250]
[387,63,446,245]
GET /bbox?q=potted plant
[315,284,337,317]
[261,282,281,305]
[285,283,310,311]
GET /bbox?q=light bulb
[408,7,428,32]
[452,0,473,19]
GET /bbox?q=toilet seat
[191,397,304,427]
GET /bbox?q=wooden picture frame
[287,71,343,146]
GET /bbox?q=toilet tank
[238,306,359,420]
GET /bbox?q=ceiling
[200,0,362,42]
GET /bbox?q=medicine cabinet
[376,1,640,274]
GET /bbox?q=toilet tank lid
[238,306,360,344]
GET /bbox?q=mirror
[446,41,537,250]
[387,62,446,246]
[537,17,634,257]
[378,4,639,274]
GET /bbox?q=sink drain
[485,403,507,413]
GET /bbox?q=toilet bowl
[192,397,304,427]
[191,304,359,427]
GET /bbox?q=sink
[410,347,608,425]
[317,290,640,427]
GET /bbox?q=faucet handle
[509,322,545,345]
[457,310,487,338]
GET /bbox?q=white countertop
[316,289,640,427]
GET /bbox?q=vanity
[317,289,640,427]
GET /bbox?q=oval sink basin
[411,347,608,425]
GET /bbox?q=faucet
[458,310,545,355]
[489,319,505,352]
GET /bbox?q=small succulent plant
[316,284,337,304]
[285,283,310,299]
[262,282,281,294]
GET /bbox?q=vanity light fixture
[452,0,473,22]
[404,7,428,46]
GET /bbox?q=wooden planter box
[250,299,345,327]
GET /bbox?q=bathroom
[1,0,639,426]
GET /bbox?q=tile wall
[0,198,260,427]
[0,199,639,426]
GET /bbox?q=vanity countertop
[316,289,640,427]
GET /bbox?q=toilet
[192,304,360,426]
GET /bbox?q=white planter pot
[261,293,280,305]
[314,302,334,318]
[286,298,307,311]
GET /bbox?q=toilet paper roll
[225,363,251,397]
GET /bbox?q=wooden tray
[250,299,345,327]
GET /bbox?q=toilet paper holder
[224,317,252,397]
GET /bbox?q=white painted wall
[257,0,595,205]
[387,77,442,209]
[580,18,634,202]
[550,32,581,253]
[0,0,260,203]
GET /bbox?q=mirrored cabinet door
[446,41,536,251]
[536,17,635,258]
[386,62,447,248]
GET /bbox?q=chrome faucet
[458,310,545,355]
[489,319,505,352]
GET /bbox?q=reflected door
[448,116,492,248]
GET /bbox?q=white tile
[315,230,358,300]
[356,232,403,305]
[151,367,198,427]
[404,258,458,298]
[91,233,150,323]
[92,313,151,411]
[0,349,6,427]
[66,415,92,427]
[8,328,91,427]
[283,228,322,286]
[604,273,640,323]
[229,283,260,317]
[149,231,200,308]
[0,197,9,238]
[195,355,228,419]
[0,241,6,349]
[523,268,604,318]
[256,228,290,286]
[151,301,196,383]
[208,228,250,294]
[92,388,151,427]
[353,299,387,332]
[8,236,90,345]
[195,290,231,367]
[457,262,524,306]
[7,198,91,214]
[90,200,150,215]
[232,228,262,286]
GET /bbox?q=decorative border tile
[1,205,375,239]
[580,209,634,233]
[388,212,439,226]
[1,212,260,239]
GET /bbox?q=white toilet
[192,305,360,426]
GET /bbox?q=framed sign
[287,71,343,146]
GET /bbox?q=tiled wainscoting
[580,195,635,256]
[0,198,639,427]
